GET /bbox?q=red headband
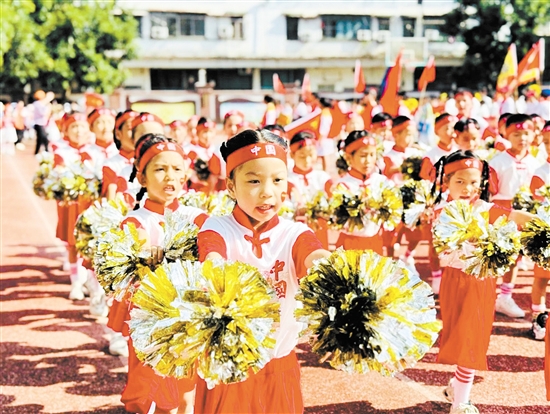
[131,113,165,130]
[392,120,413,134]
[344,136,377,154]
[455,91,473,99]
[435,115,457,130]
[115,111,139,130]
[444,158,484,175]
[290,138,316,153]
[169,120,185,129]
[226,142,287,174]
[371,119,392,128]
[224,110,245,120]
[506,121,535,135]
[88,108,115,126]
[64,113,88,130]
[498,118,508,126]
[196,121,216,133]
[138,142,186,172]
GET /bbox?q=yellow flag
[496,44,517,94]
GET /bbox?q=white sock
[532,303,546,313]
[453,366,475,407]
[499,282,514,298]
[86,270,103,296]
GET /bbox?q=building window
[321,15,371,40]
[422,16,448,42]
[134,16,143,38]
[231,17,244,39]
[207,69,253,90]
[377,17,390,31]
[286,17,299,40]
[402,17,416,37]
[260,69,306,89]
[150,69,198,90]
[150,12,205,37]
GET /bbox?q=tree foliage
[1,0,137,97]
[441,0,550,90]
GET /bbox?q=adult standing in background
[13,100,27,150]
[33,90,53,154]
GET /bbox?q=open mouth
[164,185,176,193]
[256,204,274,214]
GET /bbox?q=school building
[115,0,466,121]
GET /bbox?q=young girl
[186,117,217,193]
[287,131,333,249]
[370,112,394,154]
[419,113,458,181]
[432,150,532,414]
[334,130,394,255]
[102,110,138,201]
[383,116,423,185]
[195,129,330,413]
[489,114,538,319]
[208,111,245,192]
[167,120,188,146]
[87,108,118,162]
[111,133,208,414]
[528,128,550,340]
[131,112,165,145]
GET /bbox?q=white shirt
[489,150,538,200]
[200,213,312,358]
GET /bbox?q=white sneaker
[89,294,109,317]
[431,276,441,295]
[530,312,548,341]
[495,295,525,318]
[450,403,479,414]
[109,333,129,357]
[69,284,85,301]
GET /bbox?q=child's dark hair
[290,130,315,147]
[264,95,274,104]
[263,124,286,135]
[431,150,490,203]
[454,118,480,132]
[336,130,372,173]
[435,113,451,125]
[499,113,511,123]
[129,133,179,210]
[371,112,392,125]
[505,113,532,128]
[392,115,412,129]
[319,97,333,108]
[220,129,288,179]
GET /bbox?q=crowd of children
[30,89,550,414]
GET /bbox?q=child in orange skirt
[287,131,333,249]
[53,113,97,300]
[383,116,423,261]
[528,127,550,340]
[333,130,394,255]
[432,150,533,414]
[489,114,538,319]
[115,133,208,413]
[196,128,330,413]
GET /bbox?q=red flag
[284,108,321,138]
[273,73,286,94]
[379,50,403,117]
[417,55,436,92]
[354,60,366,93]
[301,73,312,102]
[517,39,545,85]
[328,102,349,138]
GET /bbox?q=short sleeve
[193,213,209,228]
[291,230,324,279]
[120,217,143,230]
[419,157,434,181]
[488,166,499,196]
[208,154,222,176]
[324,178,333,197]
[488,204,511,224]
[198,230,227,262]
[530,175,545,197]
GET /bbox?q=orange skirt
[335,233,384,255]
[122,338,196,413]
[534,264,550,279]
[194,351,302,414]
[56,198,92,245]
[438,267,497,370]
[107,295,131,336]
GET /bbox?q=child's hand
[146,245,164,266]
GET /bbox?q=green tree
[441,0,550,90]
[1,0,137,98]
